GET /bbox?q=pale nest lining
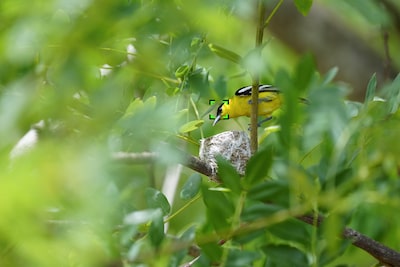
[199,131,251,178]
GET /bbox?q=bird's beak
[213,114,221,126]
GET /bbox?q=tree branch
[111,151,214,178]
[296,216,400,267]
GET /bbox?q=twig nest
[199,131,251,178]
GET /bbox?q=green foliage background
[1,0,399,266]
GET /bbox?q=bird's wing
[234,84,279,96]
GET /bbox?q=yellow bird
[213,85,282,126]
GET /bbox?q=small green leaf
[365,73,377,104]
[178,120,204,133]
[145,188,171,216]
[386,73,400,114]
[261,244,308,266]
[149,209,164,248]
[175,65,189,79]
[217,156,242,194]
[180,173,202,200]
[322,66,338,85]
[294,0,313,16]
[166,87,179,96]
[243,146,273,189]
[208,43,242,64]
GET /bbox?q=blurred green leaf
[145,188,171,216]
[322,67,338,85]
[365,73,377,104]
[199,240,223,263]
[247,179,289,207]
[217,156,242,194]
[208,43,242,64]
[180,173,202,200]
[202,184,235,236]
[294,53,315,93]
[178,119,204,134]
[124,209,159,225]
[346,0,391,27]
[261,244,308,266]
[175,65,190,79]
[385,73,400,114]
[226,249,261,266]
[244,146,274,189]
[122,96,157,119]
[267,219,311,246]
[241,202,281,222]
[149,209,165,248]
[294,0,313,16]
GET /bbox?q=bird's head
[212,103,225,126]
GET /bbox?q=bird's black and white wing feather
[234,84,279,96]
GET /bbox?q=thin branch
[263,0,284,29]
[111,152,158,164]
[250,0,267,154]
[298,214,400,267]
[112,151,400,266]
[111,151,214,178]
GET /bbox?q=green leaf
[175,64,189,79]
[318,238,351,266]
[226,249,261,266]
[346,0,391,27]
[217,156,242,194]
[385,73,400,114]
[124,209,159,225]
[202,184,235,236]
[294,0,313,16]
[322,66,338,85]
[122,96,157,119]
[178,119,204,133]
[365,73,377,104]
[243,146,274,189]
[294,53,315,93]
[208,43,242,64]
[149,209,164,248]
[180,173,202,200]
[267,219,311,246]
[261,244,308,266]
[241,203,281,222]
[199,240,223,263]
[247,179,289,207]
[166,87,179,96]
[145,188,171,216]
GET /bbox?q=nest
[199,131,251,179]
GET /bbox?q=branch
[298,215,400,267]
[111,151,214,178]
[112,151,400,266]
[250,0,266,154]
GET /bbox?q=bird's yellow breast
[222,91,282,118]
